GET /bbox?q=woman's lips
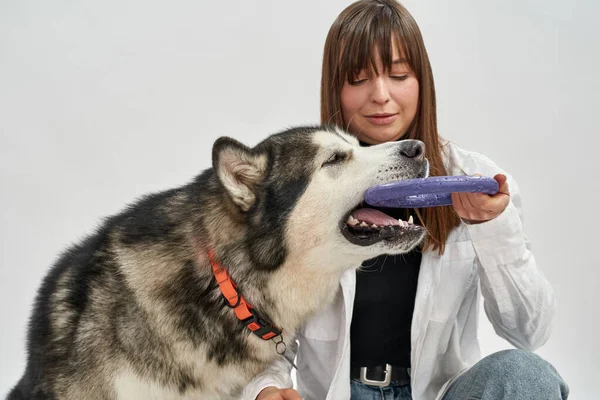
[365,113,398,125]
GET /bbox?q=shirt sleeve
[461,150,556,350]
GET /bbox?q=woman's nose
[370,76,390,104]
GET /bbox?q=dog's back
[9,200,157,398]
[8,185,221,399]
[9,222,116,398]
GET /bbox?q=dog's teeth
[360,222,368,227]
[408,215,414,225]
[347,216,359,226]
[371,224,378,228]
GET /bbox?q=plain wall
[1,0,598,397]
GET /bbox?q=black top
[350,210,422,368]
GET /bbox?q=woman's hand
[256,386,303,400]
[451,173,510,224]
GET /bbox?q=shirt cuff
[465,202,527,266]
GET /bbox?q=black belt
[351,364,411,387]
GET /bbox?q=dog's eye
[322,152,348,167]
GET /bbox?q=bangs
[338,6,416,83]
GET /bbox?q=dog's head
[212,125,428,272]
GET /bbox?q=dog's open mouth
[340,205,425,246]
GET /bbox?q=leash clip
[272,335,298,370]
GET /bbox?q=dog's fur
[9,125,428,399]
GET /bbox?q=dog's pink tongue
[351,208,400,226]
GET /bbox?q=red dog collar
[209,249,282,340]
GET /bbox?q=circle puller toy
[364,176,499,208]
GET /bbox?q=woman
[245,1,568,399]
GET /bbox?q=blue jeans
[350,350,569,399]
[351,378,412,400]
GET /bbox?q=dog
[8,125,428,399]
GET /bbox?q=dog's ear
[212,137,268,212]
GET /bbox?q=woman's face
[341,43,419,145]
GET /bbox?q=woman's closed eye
[349,78,368,86]
[349,74,409,85]
[390,74,409,81]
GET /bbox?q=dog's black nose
[399,140,425,160]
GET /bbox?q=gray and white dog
[9,125,428,399]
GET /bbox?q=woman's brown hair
[320,0,460,254]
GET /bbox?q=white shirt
[241,141,555,400]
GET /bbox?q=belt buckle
[359,363,392,387]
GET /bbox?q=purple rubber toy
[364,176,499,208]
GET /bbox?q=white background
[1,0,598,398]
